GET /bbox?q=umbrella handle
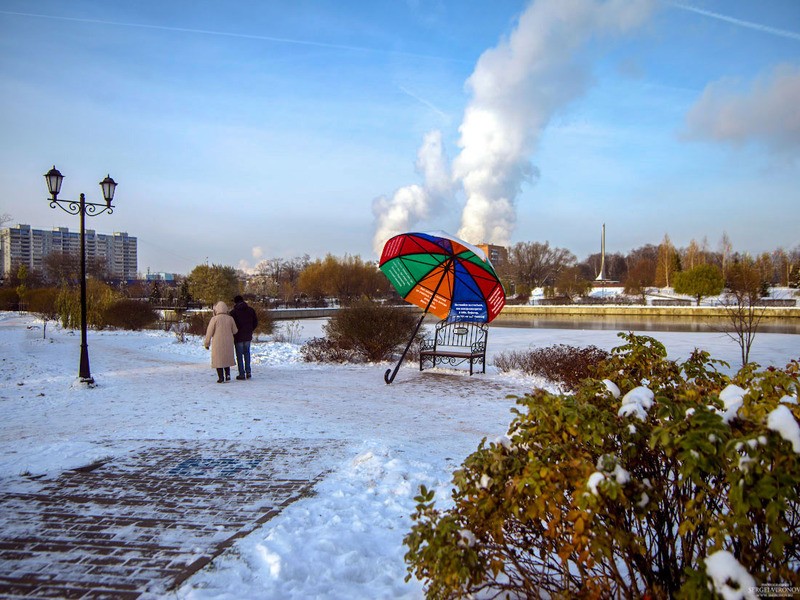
[384,312,427,384]
[385,257,453,384]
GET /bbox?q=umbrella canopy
[379,231,506,323]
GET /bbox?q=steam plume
[372,130,451,253]
[372,0,654,254]
[455,0,655,245]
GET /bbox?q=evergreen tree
[149,280,162,303]
[673,264,724,305]
[178,279,192,306]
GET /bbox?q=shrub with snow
[404,333,800,598]
[494,344,610,392]
[302,298,422,363]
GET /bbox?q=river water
[491,315,800,335]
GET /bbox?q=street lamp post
[44,166,118,386]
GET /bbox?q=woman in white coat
[203,301,238,383]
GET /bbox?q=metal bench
[419,320,488,375]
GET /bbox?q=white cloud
[252,246,264,260]
[684,64,800,155]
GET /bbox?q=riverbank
[265,304,800,323]
[265,304,799,320]
[495,305,800,334]
[498,304,800,320]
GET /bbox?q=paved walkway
[0,438,343,598]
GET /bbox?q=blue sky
[1,0,798,275]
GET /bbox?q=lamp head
[44,166,64,199]
[99,174,117,206]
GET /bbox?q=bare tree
[624,257,656,303]
[682,239,705,270]
[26,288,59,339]
[655,234,678,287]
[755,252,775,286]
[790,245,800,289]
[555,266,591,302]
[721,260,766,367]
[297,254,386,304]
[579,251,627,283]
[719,231,733,279]
[256,258,284,283]
[253,255,310,304]
[507,241,576,291]
[772,248,790,286]
[43,251,108,286]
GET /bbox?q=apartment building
[476,244,508,268]
[0,224,138,280]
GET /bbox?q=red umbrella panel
[379,231,506,323]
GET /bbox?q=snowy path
[1,312,798,598]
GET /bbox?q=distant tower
[595,223,607,282]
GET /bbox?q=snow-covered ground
[1,311,798,598]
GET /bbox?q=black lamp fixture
[44,165,119,385]
[44,166,64,199]
[99,174,117,207]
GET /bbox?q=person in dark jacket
[230,295,259,380]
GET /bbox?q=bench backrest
[434,321,488,350]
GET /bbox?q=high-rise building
[0,224,138,280]
[476,244,508,268]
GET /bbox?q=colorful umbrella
[379,231,506,383]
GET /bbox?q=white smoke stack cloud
[454,0,655,245]
[416,129,452,199]
[372,130,452,254]
[371,0,654,252]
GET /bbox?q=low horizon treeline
[500,233,800,296]
[2,234,799,310]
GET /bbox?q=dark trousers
[235,341,252,377]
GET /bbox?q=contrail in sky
[397,86,450,122]
[668,2,800,41]
[0,10,467,62]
